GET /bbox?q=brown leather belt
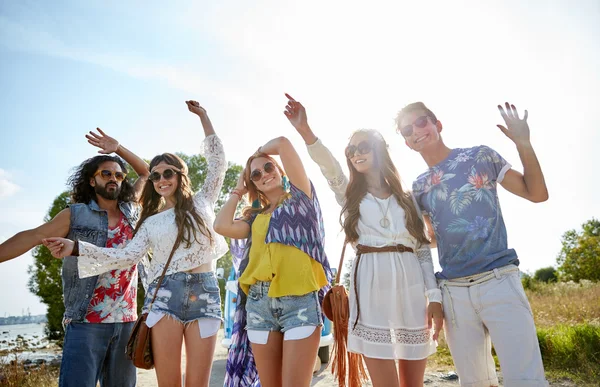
[355,243,414,255]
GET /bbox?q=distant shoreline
[0,315,47,326]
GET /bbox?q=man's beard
[95,183,121,200]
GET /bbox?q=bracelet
[230,190,243,200]
[72,240,80,257]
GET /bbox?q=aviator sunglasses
[345,140,373,159]
[93,170,127,182]
[250,162,276,182]
[149,168,180,182]
[398,115,430,137]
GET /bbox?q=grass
[0,356,59,387]
[428,280,600,384]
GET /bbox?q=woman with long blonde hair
[285,94,443,387]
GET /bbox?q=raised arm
[186,100,227,204]
[495,103,548,203]
[284,93,348,206]
[43,224,150,277]
[0,208,71,263]
[86,128,150,200]
[213,170,251,239]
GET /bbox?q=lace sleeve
[416,247,442,304]
[77,224,150,278]
[195,134,227,205]
[306,138,348,207]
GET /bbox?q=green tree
[556,218,600,282]
[533,266,558,283]
[27,192,71,340]
[29,154,242,340]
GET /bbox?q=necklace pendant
[380,217,390,228]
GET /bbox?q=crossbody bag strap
[147,241,178,312]
[334,238,348,285]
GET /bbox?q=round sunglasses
[93,169,127,182]
[345,140,372,159]
[250,162,276,182]
[398,115,430,137]
[149,168,180,182]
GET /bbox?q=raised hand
[186,100,207,117]
[42,237,75,259]
[284,93,316,144]
[283,93,309,130]
[235,168,248,196]
[86,128,119,154]
[497,102,530,146]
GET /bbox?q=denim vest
[62,200,139,323]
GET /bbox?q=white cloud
[0,169,20,199]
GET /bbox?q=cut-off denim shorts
[143,271,222,324]
[245,281,322,332]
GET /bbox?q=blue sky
[1,0,599,316]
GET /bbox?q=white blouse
[307,138,442,303]
[77,134,229,288]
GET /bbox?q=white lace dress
[307,138,442,360]
[77,134,229,290]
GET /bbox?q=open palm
[86,128,119,154]
[497,102,530,145]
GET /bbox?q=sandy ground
[136,329,576,387]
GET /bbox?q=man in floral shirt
[396,102,549,387]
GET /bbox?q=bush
[534,267,558,283]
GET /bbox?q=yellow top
[238,213,328,297]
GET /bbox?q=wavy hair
[68,155,136,204]
[341,129,429,244]
[134,153,213,250]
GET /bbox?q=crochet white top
[77,134,229,288]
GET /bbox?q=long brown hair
[341,129,429,245]
[241,152,290,219]
[134,153,214,252]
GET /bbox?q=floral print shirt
[412,145,519,279]
[83,213,138,323]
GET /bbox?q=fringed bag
[322,241,369,387]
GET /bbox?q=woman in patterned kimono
[285,94,443,387]
[44,100,229,387]
[214,131,332,387]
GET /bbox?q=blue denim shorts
[245,281,322,332]
[143,271,222,323]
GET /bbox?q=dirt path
[136,330,576,387]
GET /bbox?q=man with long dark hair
[0,128,149,387]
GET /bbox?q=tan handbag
[322,241,368,387]
[126,246,177,369]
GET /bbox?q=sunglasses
[398,115,430,137]
[250,162,276,182]
[345,141,372,159]
[93,170,127,182]
[149,168,180,182]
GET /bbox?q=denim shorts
[143,271,222,323]
[245,281,322,332]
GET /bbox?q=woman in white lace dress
[284,94,444,387]
[44,100,229,387]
